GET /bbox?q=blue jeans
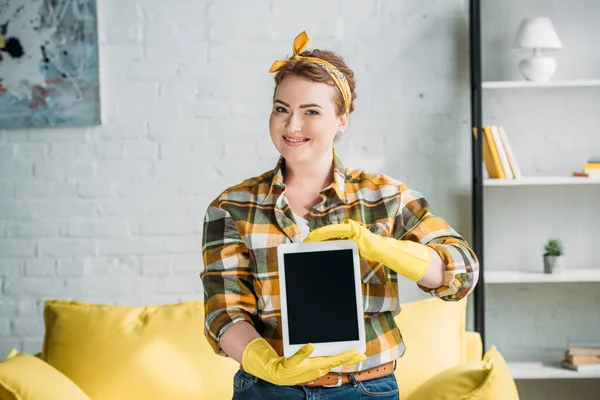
[231,370,400,400]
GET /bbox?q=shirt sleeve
[200,198,257,356]
[392,185,480,301]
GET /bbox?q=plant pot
[544,255,565,274]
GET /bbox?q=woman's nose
[285,113,302,134]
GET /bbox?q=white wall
[0,0,596,398]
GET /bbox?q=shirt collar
[265,148,348,203]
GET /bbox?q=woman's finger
[284,343,314,368]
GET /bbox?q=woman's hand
[304,219,432,282]
[242,338,366,386]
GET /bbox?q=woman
[201,31,479,400]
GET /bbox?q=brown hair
[272,49,357,116]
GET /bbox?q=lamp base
[519,55,557,82]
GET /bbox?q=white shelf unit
[483,180,600,380]
[483,179,600,380]
[484,177,600,186]
[509,362,600,380]
[482,79,600,89]
[480,80,600,383]
[486,269,600,284]
[474,1,600,396]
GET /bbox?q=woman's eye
[306,110,319,116]
[275,107,287,113]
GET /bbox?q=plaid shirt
[201,149,479,371]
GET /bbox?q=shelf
[485,269,600,284]
[482,79,600,89]
[509,362,600,380]
[484,177,600,186]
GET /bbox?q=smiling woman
[200,30,479,400]
[266,33,357,219]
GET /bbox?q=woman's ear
[338,110,349,131]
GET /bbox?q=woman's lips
[283,136,310,147]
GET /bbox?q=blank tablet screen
[283,249,360,345]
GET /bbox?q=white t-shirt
[293,213,310,240]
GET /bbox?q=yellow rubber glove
[241,338,366,386]
[304,219,432,282]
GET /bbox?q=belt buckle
[323,372,342,388]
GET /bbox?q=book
[567,345,600,356]
[498,126,522,179]
[565,351,600,366]
[480,126,505,179]
[491,125,514,179]
[561,360,600,372]
[472,127,502,179]
[583,163,600,178]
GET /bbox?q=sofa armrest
[464,331,483,362]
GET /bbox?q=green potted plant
[543,238,564,273]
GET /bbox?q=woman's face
[269,75,348,165]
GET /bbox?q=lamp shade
[513,17,563,50]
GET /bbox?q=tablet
[277,240,366,358]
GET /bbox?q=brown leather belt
[297,361,395,387]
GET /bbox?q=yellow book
[472,127,506,179]
[482,126,505,179]
[583,163,600,169]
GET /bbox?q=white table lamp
[513,17,563,81]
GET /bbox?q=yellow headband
[269,31,352,111]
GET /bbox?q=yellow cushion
[405,346,520,400]
[394,297,467,398]
[42,300,239,400]
[0,349,91,400]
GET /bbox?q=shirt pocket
[246,231,289,281]
[360,221,393,285]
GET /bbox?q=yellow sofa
[0,297,518,400]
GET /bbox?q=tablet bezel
[277,240,366,358]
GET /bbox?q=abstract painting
[0,0,100,129]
